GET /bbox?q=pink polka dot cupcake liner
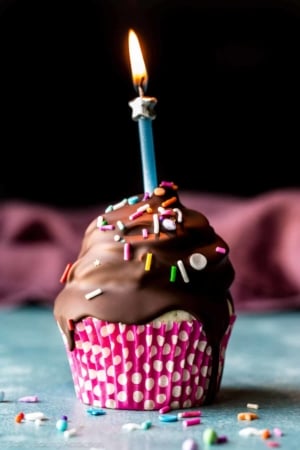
[62,315,236,410]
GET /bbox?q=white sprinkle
[137,203,150,212]
[25,412,47,421]
[122,422,141,431]
[177,260,190,283]
[189,253,207,270]
[96,216,104,228]
[64,427,77,438]
[85,288,103,300]
[153,213,159,234]
[112,198,127,210]
[117,220,125,231]
[247,403,259,409]
[173,208,183,223]
[239,427,261,436]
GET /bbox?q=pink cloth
[1,189,300,312]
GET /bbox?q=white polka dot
[119,324,126,333]
[117,391,127,402]
[132,372,142,384]
[153,360,163,372]
[162,343,171,355]
[172,371,181,382]
[185,385,192,395]
[183,399,192,408]
[178,330,189,342]
[166,360,174,372]
[77,322,85,331]
[81,354,87,364]
[171,335,179,345]
[157,335,165,346]
[143,363,151,374]
[144,400,155,410]
[118,374,128,385]
[97,370,106,381]
[206,345,212,356]
[105,399,116,408]
[182,369,190,381]
[145,378,154,391]
[156,394,167,404]
[116,334,123,343]
[187,353,195,365]
[201,365,208,377]
[113,355,121,365]
[126,330,135,341]
[172,385,182,398]
[90,355,96,363]
[125,361,133,372]
[180,359,185,368]
[175,346,182,357]
[85,325,93,334]
[107,365,115,377]
[135,345,145,357]
[88,369,97,380]
[92,384,101,396]
[102,347,111,358]
[133,391,144,402]
[136,325,145,334]
[84,379,92,391]
[100,323,115,337]
[122,348,129,359]
[81,367,87,377]
[192,364,199,375]
[153,321,162,329]
[165,322,173,332]
[146,335,153,346]
[75,340,82,349]
[150,346,157,357]
[158,375,169,387]
[195,386,204,400]
[82,341,91,352]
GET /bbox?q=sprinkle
[122,422,141,431]
[18,395,39,403]
[25,412,47,421]
[128,195,139,205]
[266,442,280,448]
[170,265,177,282]
[153,213,160,234]
[182,417,201,427]
[162,218,176,230]
[85,288,103,300]
[261,429,272,439]
[154,187,165,196]
[162,196,177,208]
[137,203,150,212]
[68,319,74,330]
[140,420,152,430]
[56,418,68,432]
[178,410,202,419]
[0,391,5,402]
[273,427,283,437]
[124,242,131,261]
[105,205,113,213]
[142,228,148,239]
[100,224,115,231]
[64,428,77,438]
[217,435,228,444]
[142,192,150,201]
[86,408,106,416]
[145,253,153,271]
[112,198,127,210]
[203,428,218,445]
[237,412,259,421]
[182,438,199,450]
[216,246,226,254]
[247,403,259,409]
[15,412,25,423]
[177,260,190,283]
[239,427,261,436]
[96,216,105,227]
[159,406,171,414]
[159,414,178,422]
[189,253,207,270]
[60,263,72,283]
[129,210,144,220]
[173,208,183,223]
[117,220,125,231]
[160,181,174,188]
[94,259,101,266]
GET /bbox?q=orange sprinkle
[261,429,271,439]
[154,187,165,196]
[60,263,72,283]
[161,196,177,208]
[237,412,259,421]
[15,412,25,423]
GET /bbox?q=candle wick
[138,85,144,97]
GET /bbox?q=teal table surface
[0,306,299,450]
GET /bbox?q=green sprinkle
[170,265,177,282]
[203,428,218,445]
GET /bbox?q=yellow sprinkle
[145,253,153,271]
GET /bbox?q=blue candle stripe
[138,117,157,194]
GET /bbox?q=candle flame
[128,29,148,94]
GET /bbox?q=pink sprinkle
[266,441,280,448]
[182,418,201,427]
[124,242,131,261]
[129,210,144,220]
[142,228,149,239]
[273,428,283,437]
[159,406,171,414]
[18,396,39,403]
[143,192,150,201]
[178,410,202,419]
[216,246,226,254]
[100,224,115,231]
[160,181,174,187]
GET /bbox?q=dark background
[1,0,300,207]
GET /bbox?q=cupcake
[53,182,236,410]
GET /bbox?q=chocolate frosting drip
[54,183,235,351]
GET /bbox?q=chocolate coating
[54,183,235,352]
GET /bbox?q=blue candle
[128,29,158,195]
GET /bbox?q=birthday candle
[128,29,158,195]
